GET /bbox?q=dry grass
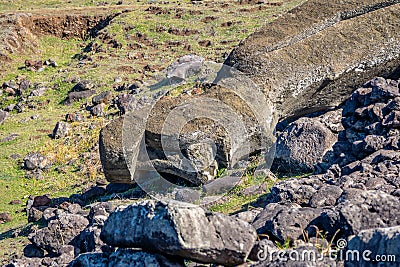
[0,0,305,263]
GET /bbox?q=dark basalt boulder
[100,200,257,266]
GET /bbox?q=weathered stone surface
[7,257,44,267]
[99,116,142,183]
[173,188,201,203]
[239,183,269,197]
[248,239,279,262]
[64,90,96,105]
[19,79,30,91]
[23,153,48,171]
[252,203,295,234]
[57,245,75,264]
[252,203,324,242]
[116,93,136,114]
[76,225,105,253]
[232,208,263,224]
[52,121,72,139]
[0,212,12,223]
[88,202,114,224]
[70,250,184,267]
[75,202,113,253]
[224,0,400,119]
[331,149,400,193]
[80,186,106,202]
[65,112,84,122]
[30,213,89,254]
[318,109,344,133]
[101,200,257,266]
[33,195,51,207]
[274,117,337,173]
[29,85,46,97]
[101,73,274,185]
[315,78,400,187]
[69,252,108,267]
[267,177,324,206]
[28,207,43,222]
[202,175,241,195]
[309,185,343,208]
[166,54,204,81]
[90,103,105,117]
[144,84,271,170]
[346,226,400,267]
[99,118,127,182]
[42,208,57,222]
[108,249,184,267]
[92,91,112,105]
[186,142,218,182]
[72,80,95,92]
[23,244,45,258]
[338,190,400,235]
[0,110,8,125]
[140,157,209,186]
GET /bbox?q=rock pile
[7,68,400,267]
[9,198,259,267]
[8,200,115,267]
[5,0,400,265]
[322,78,400,181]
[249,77,400,265]
[15,76,400,266]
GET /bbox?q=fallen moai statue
[100,0,400,197]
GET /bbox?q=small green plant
[302,226,341,255]
[215,167,227,178]
[275,238,292,250]
[0,0,307,262]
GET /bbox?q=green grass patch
[0,0,307,261]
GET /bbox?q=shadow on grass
[0,223,39,241]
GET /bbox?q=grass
[0,0,306,263]
[0,35,110,234]
[0,0,103,12]
[0,235,28,262]
[208,165,313,215]
[209,155,277,214]
[208,174,273,214]
[0,97,107,232]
